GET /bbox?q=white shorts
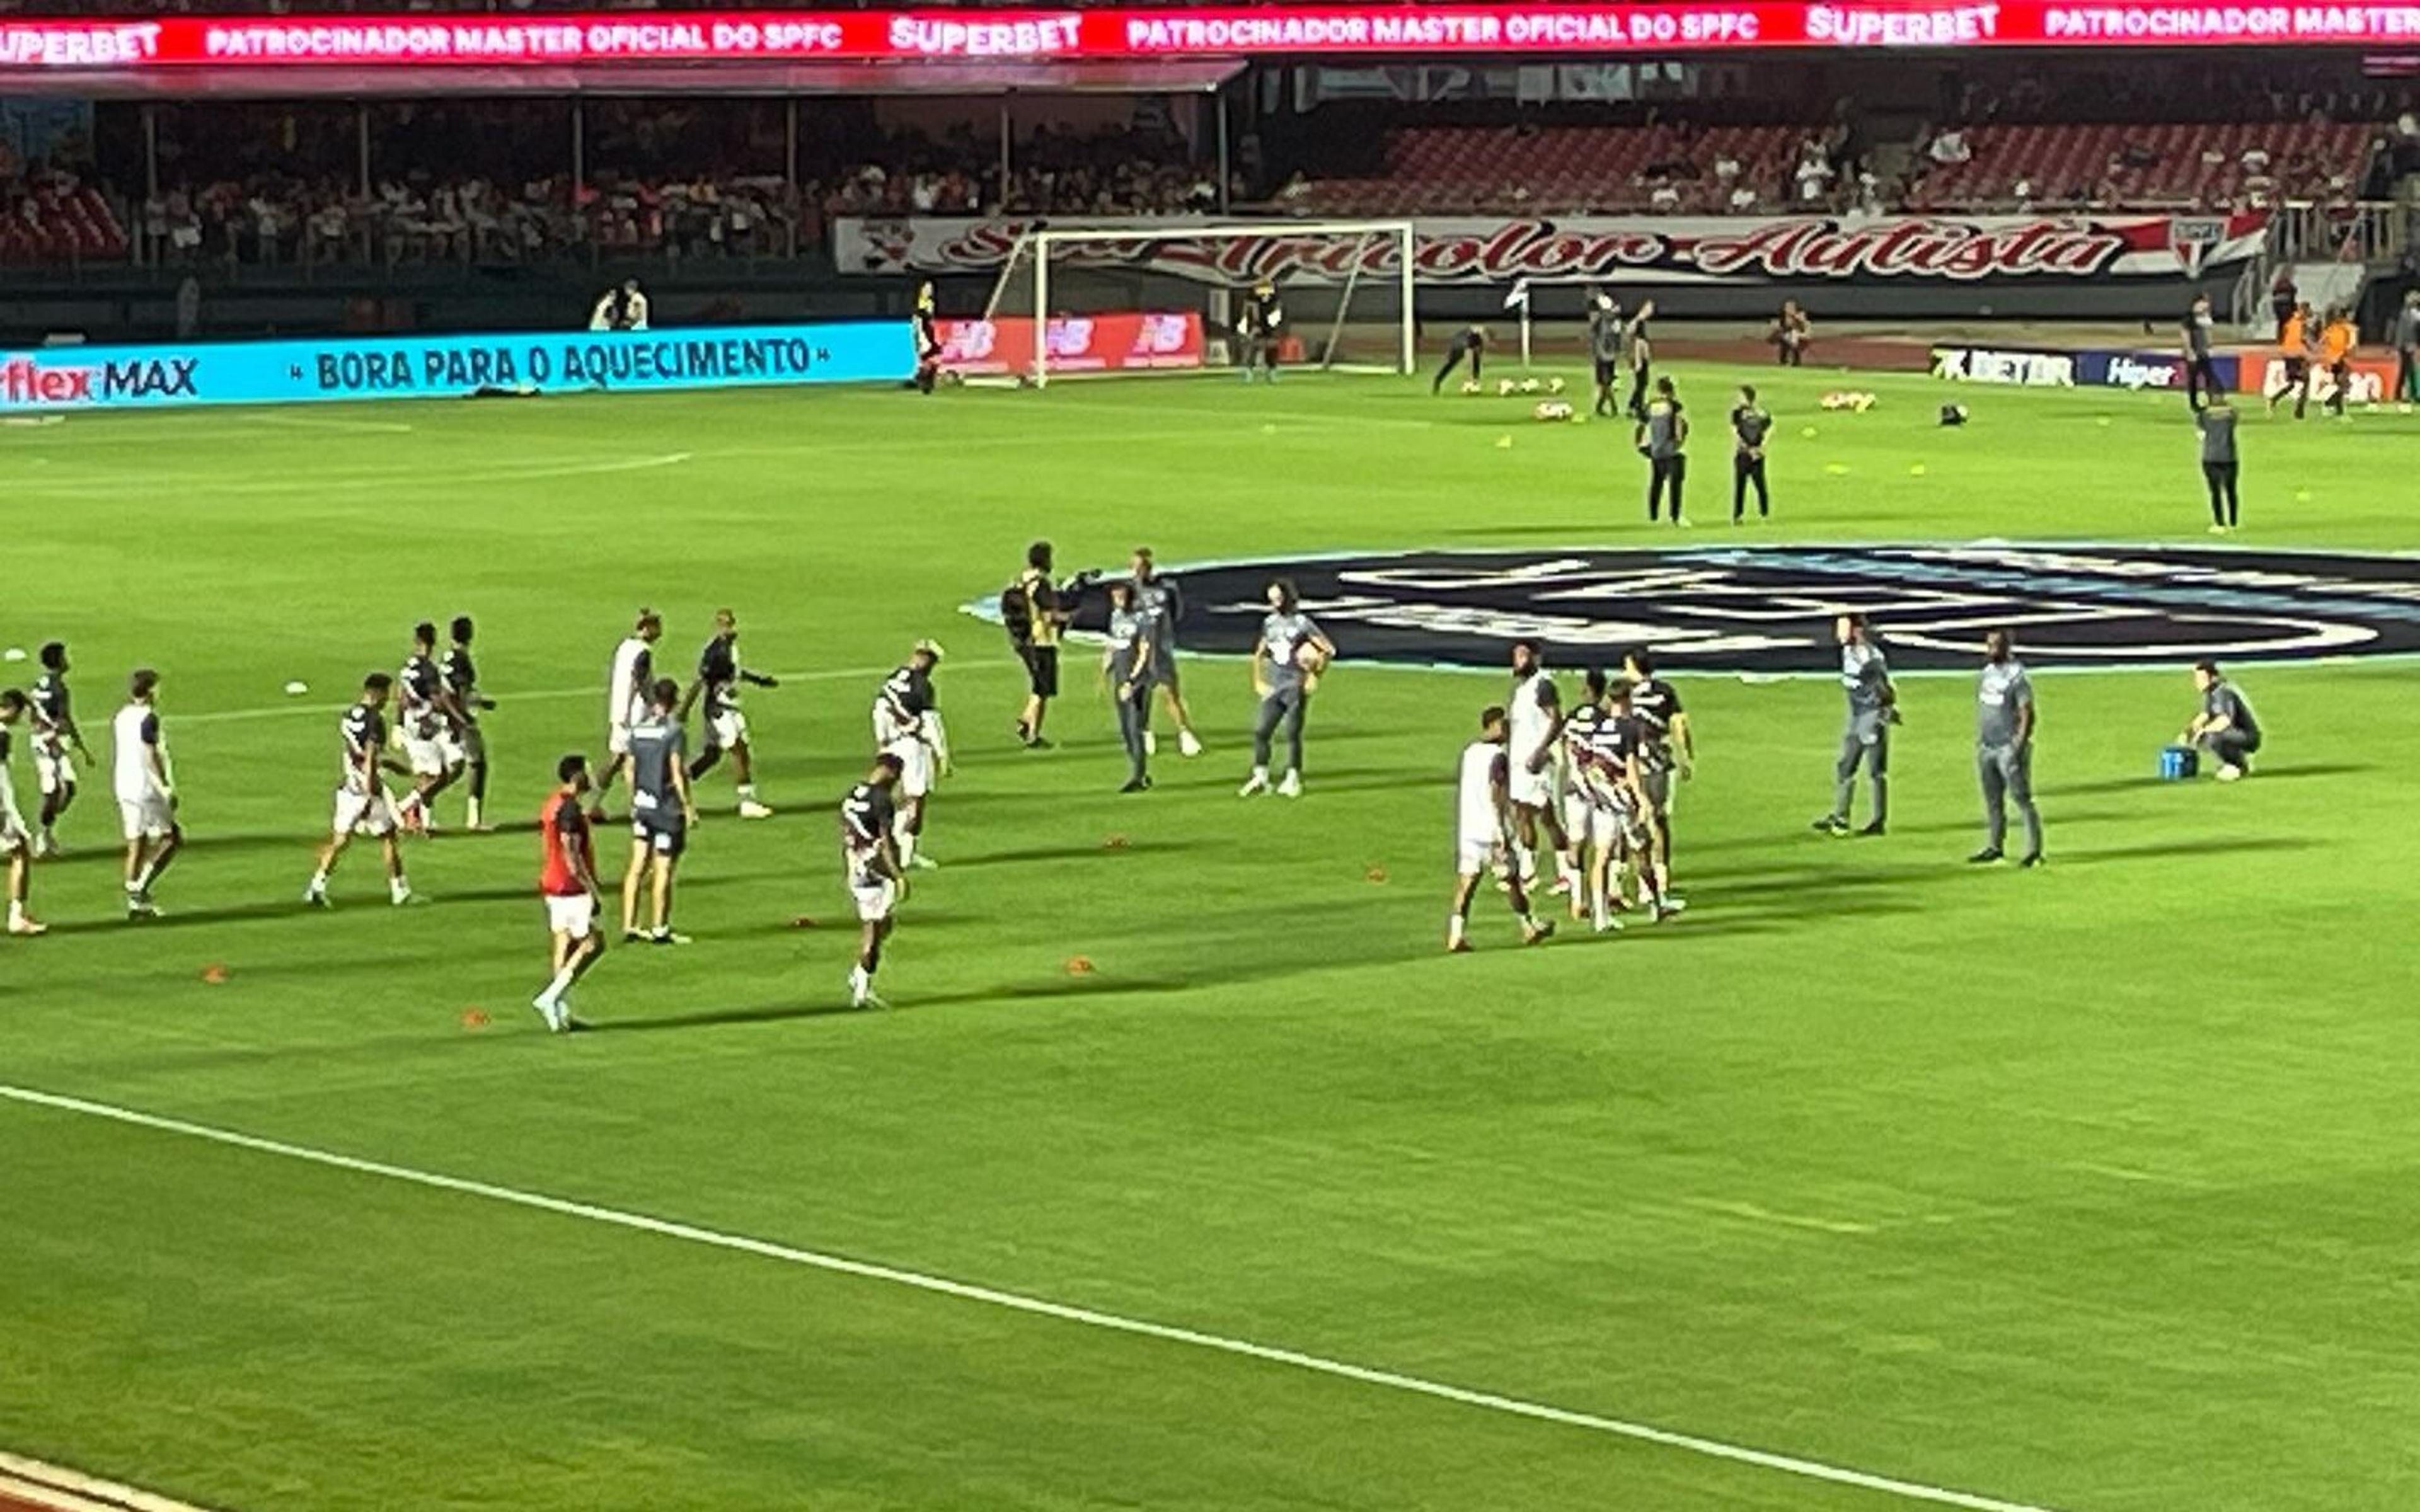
[404,733,461,777]
[33,748,73,796]
[0,809,27,856]
[1507,760,1555,811]
[1581,801,1635,853]
[1559,788,1593,842]
[1455,833,1501,876]
[708,708,749,750]
[332,784,398,838]
[852,878,899,923]
[118,793,175,842]
[884,737,933,799]
[545,892,597,939]
[608,723,632,757]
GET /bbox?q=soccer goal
[976,220,1417,388]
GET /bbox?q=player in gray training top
[619,677,698,946]
[1814,612,1895,836]
[1239,578,1334,799]
[1129,547,1202,757]
[1587,290,1625,416]
[1970,628,2043,867]
[1102,579,1156,794]
[2182,660,2262,780]
[2395,289,2420,407]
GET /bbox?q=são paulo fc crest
[1034,546,2420,675]
[2168,217,2227,277]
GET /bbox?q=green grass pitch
[1,362,2415,1512]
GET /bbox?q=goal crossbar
[986,219,1418,387]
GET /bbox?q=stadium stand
[1907,120,2377,212]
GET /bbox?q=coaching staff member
[2182,661,2262,781]
[1637,375,1689,525]
[1006,541,1071,749]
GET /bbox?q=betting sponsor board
[836,213,2265,288]
[8,6,2420,73]
[1030,546,2420,674]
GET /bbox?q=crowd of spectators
[821,123,1223,219]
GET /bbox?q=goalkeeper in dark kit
[911,282,943,394]
[1238,278,1285,382]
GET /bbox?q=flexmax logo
[0,354,199,406]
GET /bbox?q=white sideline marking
[0,1084,2068,1512]
[0,1450,215,1512]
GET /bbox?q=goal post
[978,220,1419,388]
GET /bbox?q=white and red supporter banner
[938,311,1204,375]
[7,4,2420,72]
[840,212,2267,287]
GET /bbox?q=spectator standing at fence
[590,278,649,333]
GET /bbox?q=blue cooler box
[2159,745,2200,781]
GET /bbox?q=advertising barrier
[937,311,1204,376]
[1931,342,2409,401]
[8,6,2420,74]
[2243,352,2402,406]
[838,212,2264,289]
[0,320,913,413]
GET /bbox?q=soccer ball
[1546,377,1566,394]
[1533,400,1575,422]
[1519,377,1541,394]
[1461,379,1484,395]
[1294,641,1330,675]
[1497,379,1518,396]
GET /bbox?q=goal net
[976,220,1416,387]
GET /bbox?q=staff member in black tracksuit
[1431,324,1490,394]
[1622,299,1657,419]
[1636,375,1689,526]
[1239,279,1284,381]
[2197,394,2241,532]
[1731,384,1772,523]
[2181,294,2222,411]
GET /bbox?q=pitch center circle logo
[1062,546,2420,673]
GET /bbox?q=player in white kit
[1448,704,1552,952]
[872,641,950,870]
[591,609,662,819]
[0,689,49,935]
[112,668,182,918]
[306,673,413,908]
[1506,641,1581,900]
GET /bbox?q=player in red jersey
[533,753,606,1033]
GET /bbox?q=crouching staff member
[2182,661,2262,780]
[1431,325,1489,394]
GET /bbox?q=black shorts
[1594,358,1619,387]
[631,811,686,861]
[1020,644,1061,699]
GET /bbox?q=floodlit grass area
[1,365,2416,1512]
